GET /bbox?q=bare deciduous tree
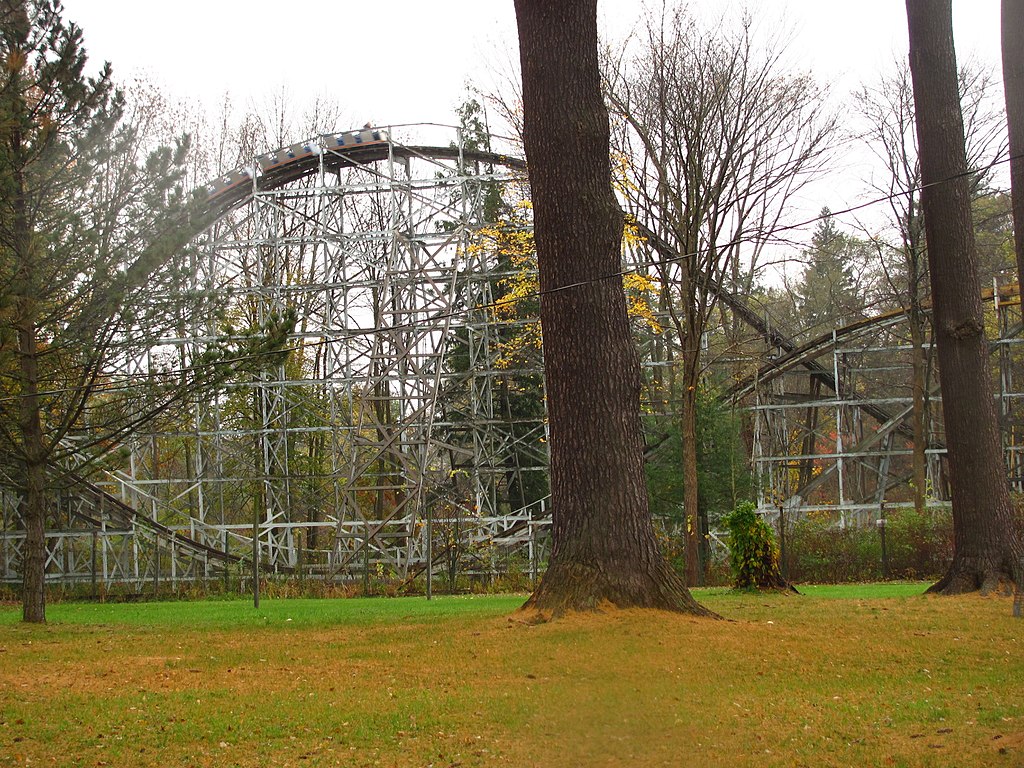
[605,6,835,584]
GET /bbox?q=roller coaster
[739,283,1024,524]
[1,124,544,592]
[2,122,1022,591]
[638,220,1023,524]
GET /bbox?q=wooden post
[296,530,305,592]
[154,535,161,598]
[778,505,787,581]
[252,515,260,610]
[91,530,98,600]
[426,507,433,601]
[363,521,370,596]
[223,533,230,593]
[878,504,890,580]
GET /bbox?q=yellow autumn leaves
[467,199,662,369]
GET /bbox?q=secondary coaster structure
[730,282,1024,527]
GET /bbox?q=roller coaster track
[634,223,913,438]
[0,460,243,584]
[201,140,527,219]
[724,281,1020,402]
[61,469,241,566]
[635,221,1019,446]
[26,131,532,579]
[208,132,936,444]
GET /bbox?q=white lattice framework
[93,124,550,582]
[746,285,1024,526]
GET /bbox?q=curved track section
[196,128,526,221]
[3,128,536,588]
[726,283,1020,402]
[100,126,544,585]
[740,282,1023,518]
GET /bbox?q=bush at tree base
[722,501,784,588]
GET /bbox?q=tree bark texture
[18,398,47,622]
[1005,0,1024,285]
[12,138,47,622]
[18,318,47,624]
[513,0,712,617]
[906,0,1024,594]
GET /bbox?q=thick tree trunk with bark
[514,0,713,617]
[1004,0,1024,285]
[19,454,46,623]
[906,0,1024,594]
[18,345,47,623]
[11,151,47,622]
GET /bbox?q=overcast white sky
[57,0,1007,241]
[60,0,1003,129]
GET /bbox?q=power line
[0,150,1019,406]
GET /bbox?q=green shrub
[722,501,783,588]
[883,508,953,578]
[785,508,952,583]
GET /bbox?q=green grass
[0,593,527,629]
[0,582,928,629]
[795,581,930,599]
[1,584,1021,768]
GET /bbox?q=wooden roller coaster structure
[3,123,1021,590]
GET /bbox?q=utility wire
[0,150,1020,406]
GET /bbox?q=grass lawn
[1,583,1021,767]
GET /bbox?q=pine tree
[796,209,871,337]
[0,1,265,621]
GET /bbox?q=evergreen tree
[0,1,289,621]
[0,0,191,621]
[796,209,872,337]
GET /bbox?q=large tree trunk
[12,147,47,623]
[1004,0,1024,285]
[514,0,712,617]
[906,0,1024,594]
